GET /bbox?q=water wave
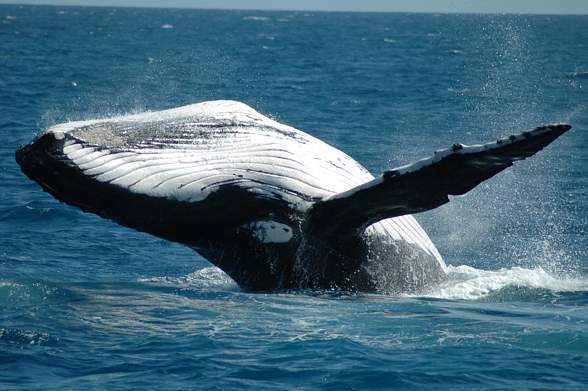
[568,71,588,79]
[422,265,588,300]
[138,264,588,302]
[138,266,239,290]
[0,327,59,346]
[0,280,68,306]
[243,16,269,21]
[0,201,79,222]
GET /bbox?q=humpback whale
[15,101,570,293]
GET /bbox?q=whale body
[15,101,570,292]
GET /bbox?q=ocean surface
[1,4,588,389]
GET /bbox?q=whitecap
[161,24,173,29]
[383,38,397,44]
[243,16,269,21]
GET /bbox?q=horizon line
[1,2,587,17]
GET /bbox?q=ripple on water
[0,281,62,306]
[0,201,80,223]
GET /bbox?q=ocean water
[1,5,588,389]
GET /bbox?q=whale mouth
[16,131,104,212]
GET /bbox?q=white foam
[0,281,23,288]
[421,265,588,300]
[139,267,238,290]
[243,16,269,21]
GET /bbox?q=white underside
[47,100,444,265]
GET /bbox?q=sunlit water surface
[1,5,587,389]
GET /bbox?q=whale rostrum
[15,101,571,292]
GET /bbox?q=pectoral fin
[308,124,571,237]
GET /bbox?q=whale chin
[15,100,571,292]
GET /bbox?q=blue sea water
[1,4,588,389]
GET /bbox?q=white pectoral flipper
[308,124,571,237]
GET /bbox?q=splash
[421,265,588,301]
[423,15,583,280]
[472,16,543,130]
[139,266,239,291]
